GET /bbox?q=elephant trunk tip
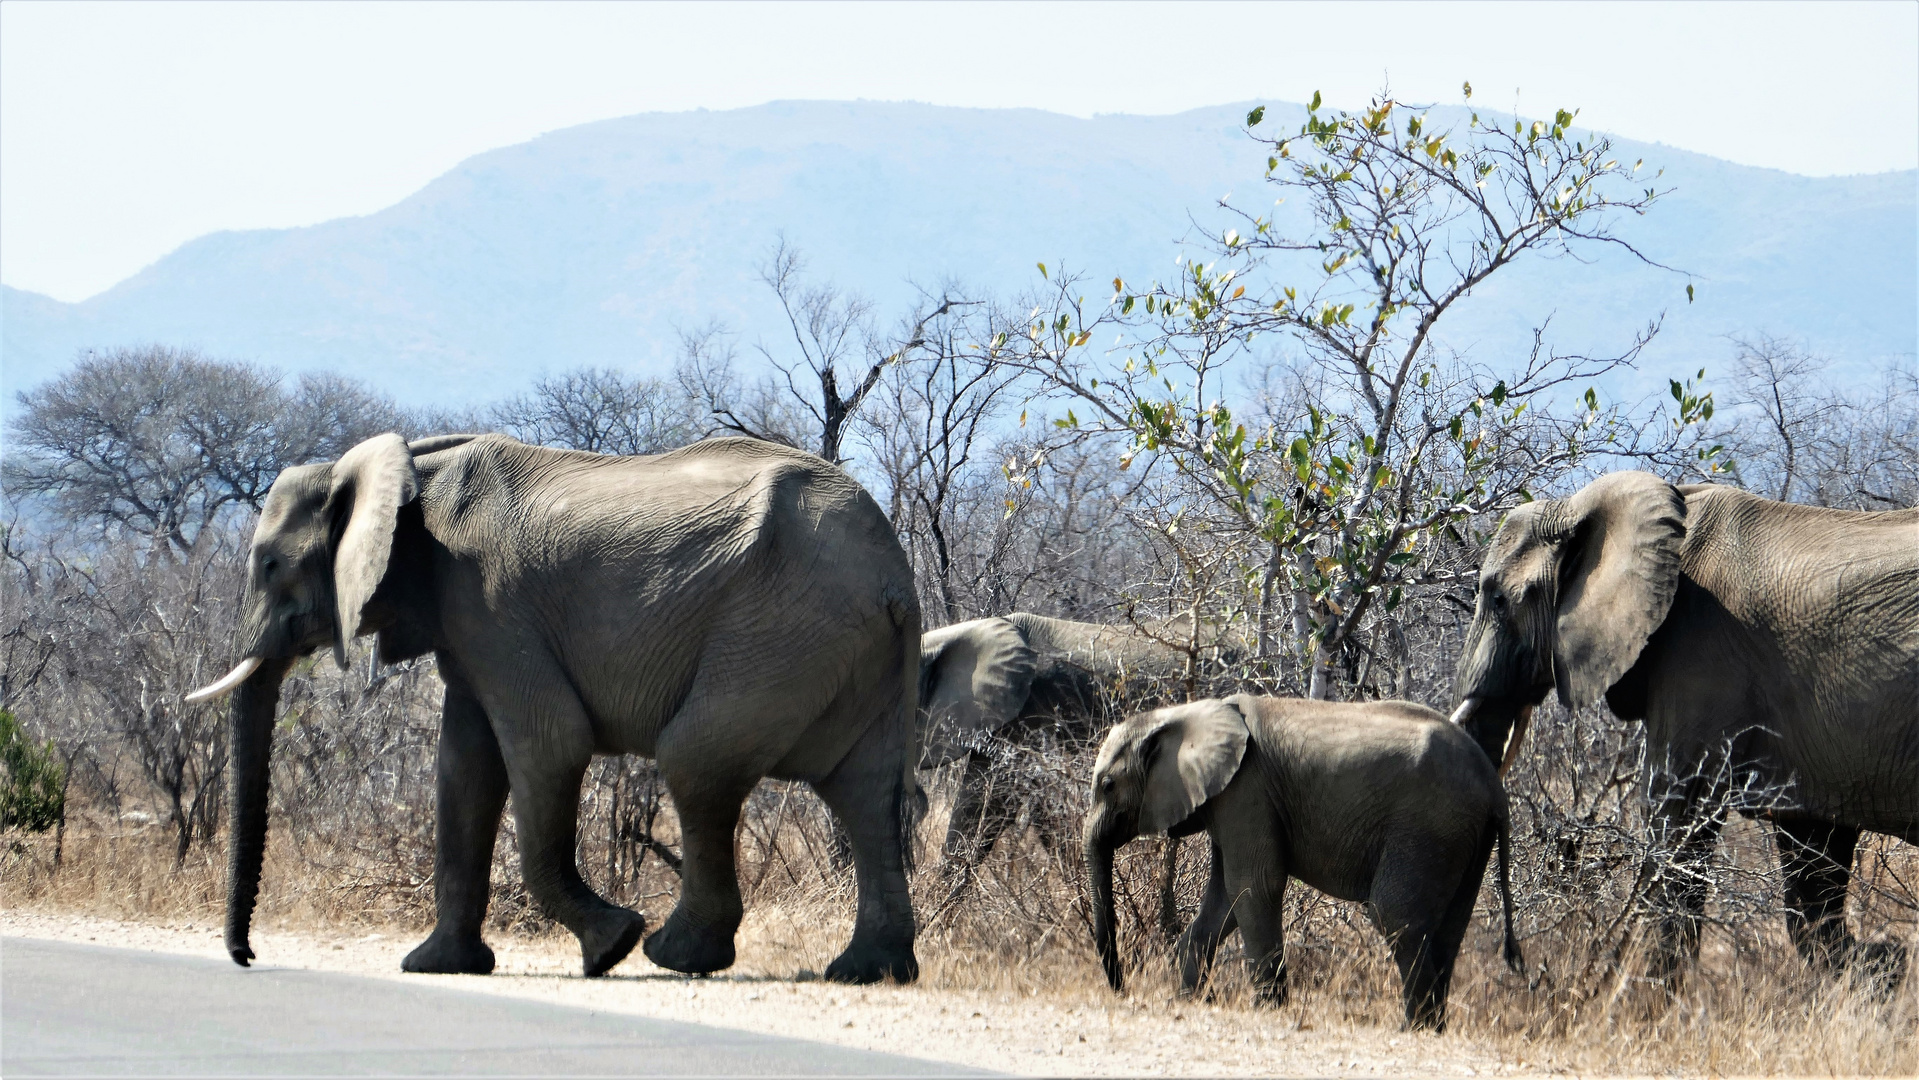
[186,656,264,704]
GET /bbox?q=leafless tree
[682,241,966,465]
[44,527,248,865]
[675,321,815,450]
[861,299,1029,622]
[1717,339,1917,510]
[1721,335,1848,501]
[4,346,410,558]
[491,367,701,454]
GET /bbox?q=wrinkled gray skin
[195,434,921,984]
[919,614,1189,876]
[1083,695,1521,1032]
[1453,471,1917,990]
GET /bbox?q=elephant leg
[812,738,919,984]
[1775,820,1906,996]
[506,747,648,977]
[1156,835,1183,943]
[1373,832,1493,1033]
[641,764,752,977]
[1645,783,1726,988]
[1175,839,1237,996]
[942,753,1016,881]
[403,678,508,975]
[1776,819,1859,969]
[1219,846,1287,1005]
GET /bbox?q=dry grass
[8,768,1914,1078]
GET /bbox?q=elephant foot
[824,939,919,985]
[402,931,496,975]
[1251,982,1289,1009]
[579,908,648,978]
[1404,1000,1447,1033]
[642,910,736,976]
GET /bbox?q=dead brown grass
[9,775,1913,1077]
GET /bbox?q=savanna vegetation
[4,90,1915,1074]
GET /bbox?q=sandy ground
[0,909,1557,1077]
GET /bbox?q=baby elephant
[1083,694,1521,1031]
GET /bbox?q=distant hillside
[3,100,1913,407]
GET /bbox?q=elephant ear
[1550,472,1687,709]
[920,618,1039,752]
[1138,699,1251,834]
[327,433,419,667]
[406,433,481,456]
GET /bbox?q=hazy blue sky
[3,0,1914,303]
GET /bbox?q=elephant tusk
[1499,704,1535,776]
[185,657,264,704]
[1448,697,1480,726]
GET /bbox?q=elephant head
[917,617,1038,767]
[1451,472,1687,772]
[185,432,428,965]
[1082,697,1250,991]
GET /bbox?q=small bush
[0,709,66,834]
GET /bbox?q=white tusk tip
[184,656,264,704]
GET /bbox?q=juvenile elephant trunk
[1083,810,1127,992]
[224,657,293,967]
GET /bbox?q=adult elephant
[187,433,921,984]
[1451,471,1916,987]
[918,614,1191,883]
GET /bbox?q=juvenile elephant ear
[920,618,1038,757]
[327,433,419,668]
[1138,698,1251,834]
[1550,472,1686,709]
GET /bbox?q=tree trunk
[1308,644,1334,700]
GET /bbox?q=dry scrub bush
[5,346,1916,1075]
[6,646,1916,1074]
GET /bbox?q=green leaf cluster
[0,709,65,834]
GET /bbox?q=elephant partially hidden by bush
[188,434,922,984]
[1084,694,1521,1031]
[1452,471,1917,989]
[918,613,1193,880]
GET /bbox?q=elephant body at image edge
[1453,472,1917,988]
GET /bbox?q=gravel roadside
[0,909,1544,1077]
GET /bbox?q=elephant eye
[1099,775,1115,792]
[1490,591,1508,612]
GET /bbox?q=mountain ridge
[4,99,1913,405]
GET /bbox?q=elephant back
[1005,613,1187,676]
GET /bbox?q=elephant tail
[1495,810,1524,975]
[891,587,926,873]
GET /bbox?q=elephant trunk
[224,657,293,967]
[1083,809,1127,992]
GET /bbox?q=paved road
[2,937,993,1077]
